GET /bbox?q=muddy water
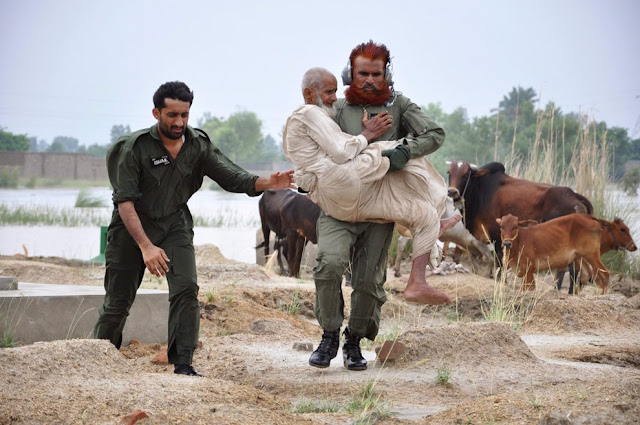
[0,188,260,263]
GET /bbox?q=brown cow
[446,161,592,278]
[257,189,321,277]
[558,217,637,294]
[497,213,609,292]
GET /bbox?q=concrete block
[0,276,17,291]
[0,282,169,345]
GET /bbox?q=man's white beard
[315,94,337,118]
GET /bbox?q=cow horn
[445,160,452,165]
[470,163,478,170]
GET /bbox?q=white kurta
[283,104,448,258]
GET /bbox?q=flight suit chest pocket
[142,154,172,186]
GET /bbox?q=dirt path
[1,246,639,424]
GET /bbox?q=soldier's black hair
[153,81,194,110]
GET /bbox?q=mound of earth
[520,294,640,335]
[0,339,318,425]
[2,244,640,424]
[396,322,538,366]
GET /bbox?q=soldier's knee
[314,253,348,281]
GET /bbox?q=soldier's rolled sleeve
[203,143,260,196]
[108,143,142,204]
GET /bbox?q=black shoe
[309,329,340,368]
[174,364,204,377]
[342,328,367,371]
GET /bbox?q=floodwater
[2,186,640,265]
[0,188,261,264]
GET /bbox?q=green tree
[198,110,266,162]
[48,136,80,153]
[497,86,538,122]
[620,167,640,195]
[0,127,30,151]
[260,134,284,161]
[110,124,131,144]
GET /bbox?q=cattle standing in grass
[557,217,637,294]
[497,213,609,292]
[257,189,321,277]
[446,161,593,260]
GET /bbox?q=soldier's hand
[141,244,170,277]
[269,170,295,189]
[361,110,392,141]
[381,144,411,172]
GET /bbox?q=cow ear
[475,169,490,177]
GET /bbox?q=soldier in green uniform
[93,81,293,376]
[309,41,449,371]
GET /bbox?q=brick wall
[0,151,108,180]
[0,151,291,181]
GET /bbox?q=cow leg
[522,266,535,291]
[555,269,565,291]
[275,237,288,276]
[403,251,452,305]
[588,258,610,294]
[292,238,306,278]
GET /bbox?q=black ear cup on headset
[341,60,393,86]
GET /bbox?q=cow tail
[575,193,594,215]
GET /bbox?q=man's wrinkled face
[353,56,386,92]
[315,74,338,117]
[153,98,190,140]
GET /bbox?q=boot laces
[343,334,363,359]
[317,331,338,355]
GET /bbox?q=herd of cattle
[257,160,637,294]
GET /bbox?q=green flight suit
[313,93,445,340]
[93,124,259,365]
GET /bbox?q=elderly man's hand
[361,110,392,141]
[381,145,411,172]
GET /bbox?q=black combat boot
[174,364,204,377]
[309,329,340,368]
[342,328,367,371]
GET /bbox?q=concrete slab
[0,276,17,291]
[0,282,169,346]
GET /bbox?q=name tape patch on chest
[151,156,171,166]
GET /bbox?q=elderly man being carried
[283,67,460,305]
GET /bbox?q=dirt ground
[1,245,639,425]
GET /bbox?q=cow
[257,189,321,277]
[393,197,493,277]
[497,213,609,292]
[557,217,637,294]
[446,161,593,264]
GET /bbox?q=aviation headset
[341,57,394,86]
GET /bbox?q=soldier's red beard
[345,81,391,106]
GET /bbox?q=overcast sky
[1,0,639,147]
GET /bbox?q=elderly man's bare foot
[439,214,462,237]
[403,283,453,305]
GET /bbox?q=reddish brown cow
[258,189,321,277]
[558,217,637,294]
[446,161,592,254]
[497,213,609,292]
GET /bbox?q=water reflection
[0,188,260,263]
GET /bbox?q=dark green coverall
[313,93,445,340]
[93,124,259,365]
